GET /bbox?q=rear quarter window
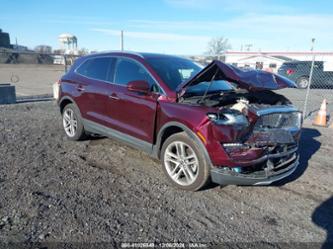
[76,57,115,81]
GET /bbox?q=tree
[206,37,231,55]
[78,48,89,56]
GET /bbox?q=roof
[85,50,186,60]
[237,55,293,62]
[225,51,333,56]
[271,55,294,61]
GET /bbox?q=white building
[224,51,333,72]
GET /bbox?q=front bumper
[210,154,299,186]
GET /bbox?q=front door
[106,58,160,144]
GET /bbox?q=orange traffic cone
[313,99,327,127]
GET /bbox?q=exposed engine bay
[179,85,301,180]
[180,88,301,145]
[191,89,302,180]
[176,60,301,183]
[179,88,291,107]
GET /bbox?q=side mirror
[127,80,150,94]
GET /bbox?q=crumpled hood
[176,60,296,96]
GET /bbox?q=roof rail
[91,50,144,58]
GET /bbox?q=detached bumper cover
[210,154,299,186]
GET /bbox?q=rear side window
[281,63,296,69]
[76,57,115,81]
[114,58,154,86]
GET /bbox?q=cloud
[128,13,333,51]
[91,28,210,42]
[164,0,293,13]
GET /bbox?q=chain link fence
[0,50,332,123]
[275,54,333,122]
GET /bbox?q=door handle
[109,94,120,100]
[76,85,85,92]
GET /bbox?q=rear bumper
[210,155,299,186]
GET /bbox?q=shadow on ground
[312,196,333,249]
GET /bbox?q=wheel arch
[297,75,309,80]
[59,96,79,114]
[155,121,212,166]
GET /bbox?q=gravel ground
[0,101,332,248]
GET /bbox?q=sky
[1,0,333,54]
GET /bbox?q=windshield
[145,57,202,90]
[185,80,235,96]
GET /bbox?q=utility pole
[303,38,316,118]
[120,30,124,51]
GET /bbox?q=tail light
[286,69,295,75]
[53,80,61,100]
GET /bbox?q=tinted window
[145,57,202,90]
[280,63,296,69]
[77,57,115,81]
[114,59,154,86]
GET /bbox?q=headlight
[255,111,302,130]
[207,112,249,127]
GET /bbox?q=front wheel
[161,132,210,191]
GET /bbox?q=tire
[296,76,309,89]
[62,103,86,141]
[161,132,210,191]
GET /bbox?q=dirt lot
[0,64,63,96]
[0,101,332,248]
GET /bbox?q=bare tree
[206,37,231,55]
[78,48,89,56]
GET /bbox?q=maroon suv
[56,51,302,191]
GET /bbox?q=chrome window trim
[74,55,166,95]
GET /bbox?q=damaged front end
[178,60,302,185]
[211,105,302,185]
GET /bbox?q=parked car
[55,51,302,191]
[278,61,333,89]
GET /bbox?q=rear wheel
[161,132,210,191]
[62,104,86,141]
[296,76,309,89]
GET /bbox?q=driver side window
[114,58,155,87]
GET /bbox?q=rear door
[75,56,116,126]
[106,57,160,143]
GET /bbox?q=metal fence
[0,50,332,123]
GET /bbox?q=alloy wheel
[298,78,309,88]
[164,141,199,186]
[63,108,78,137]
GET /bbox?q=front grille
[254,112,301,130]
